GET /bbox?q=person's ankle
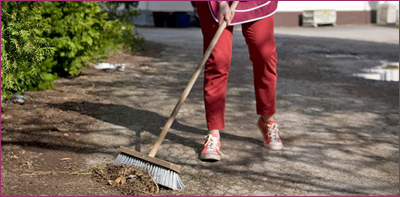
[208,129,220,138]
[262,115,276,123]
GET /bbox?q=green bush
[1,1,55,102]
[1,1,143,103]
[101,1,144,52]
[41,1,124,77]
[102,1,140,24]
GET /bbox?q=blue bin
[176,12,191,28]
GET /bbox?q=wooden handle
[148,1,239,157]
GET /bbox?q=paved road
[88,25,399,195]
[275,24,399,44]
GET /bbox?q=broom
[114,1,240,190]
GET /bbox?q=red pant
[196,1,277,130]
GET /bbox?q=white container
[377,1,398,25]
[302,10,336,27]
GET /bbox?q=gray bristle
[114,153,186,190]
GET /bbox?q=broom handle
[149,1,239,157]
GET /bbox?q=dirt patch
[1,42,166,196]
[92,163,158,196]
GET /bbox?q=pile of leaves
[92,164,159,196]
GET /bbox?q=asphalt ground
[85,24,399,195]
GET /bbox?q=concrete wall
[277,1,377,11]
[275,1,398,26]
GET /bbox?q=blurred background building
[131,1,399,28]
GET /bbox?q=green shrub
[102,1,140,24]
[101,1,145,52]
[1,1,144,103]
[1,1,55,102]
[41,1,124,77]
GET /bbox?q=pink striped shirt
[208,1,278,25]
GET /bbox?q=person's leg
[196,1,234,134]
[196,1,234,160]
[241,16,283,150]
[241,15,277,118]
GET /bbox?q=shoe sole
[199,153,220,161]
[257,122,283,150]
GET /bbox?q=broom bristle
[114,153,186,190]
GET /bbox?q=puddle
[324,53,362,59]
[306,51,365,59]
[354,61,399,82]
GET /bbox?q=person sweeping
[196,1,283,161]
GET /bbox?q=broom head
[114,146,185,190]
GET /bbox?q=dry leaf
[120,177,126,185]
[56,127,69,132]
[115,176,122,184]
[2,115,13,119]
[150,186,155,193]
[27,161,33,169]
